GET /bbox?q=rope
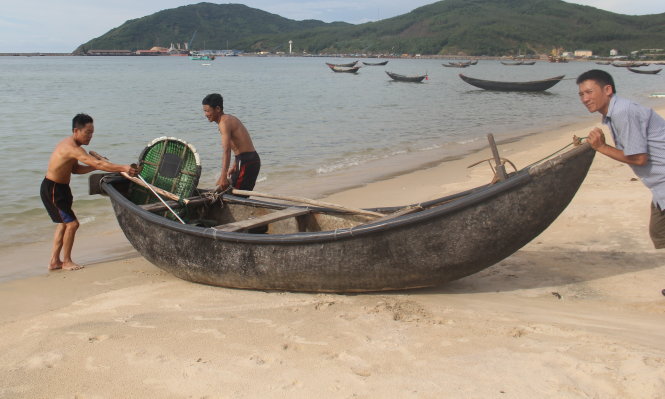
[525,135,588,168]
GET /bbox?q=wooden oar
[230,189,384,218]
[89,151,189,204]
[135,173,185,224]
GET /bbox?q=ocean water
[0,55,663,251]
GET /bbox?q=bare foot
[48,261,63,271]
[62,262,84,271]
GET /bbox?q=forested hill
[75,0,665,56]
[74,3,351,54]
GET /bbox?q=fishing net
[129,137,201,207]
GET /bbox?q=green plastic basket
[129,137,201,206]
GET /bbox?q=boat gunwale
[102,144,591,244]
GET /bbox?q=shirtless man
[202,93,261,192]
[41,113,137,271]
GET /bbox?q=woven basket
[129,137,201,206]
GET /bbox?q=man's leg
[48,223,65,270]
[61,220,83,270]
[649,202,665,249]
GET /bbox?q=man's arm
[72,163,96,174]
[72,147,136,175]
[587,127,648,166]
[217,122,233,190]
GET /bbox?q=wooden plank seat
[139,196,211,212]
[213,207,311,232]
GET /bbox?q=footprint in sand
[25,351,63,369]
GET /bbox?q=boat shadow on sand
[419,249,663,295]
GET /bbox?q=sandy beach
[1,108,665,398]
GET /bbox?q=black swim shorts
[231,151,261,191]
[41,177,77,223]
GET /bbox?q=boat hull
[386,71,427,82]
[103,145,594,292]
[459,74,565,92]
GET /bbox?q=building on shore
[136,46,170,56]
[87,49,133,56]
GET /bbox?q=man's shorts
[649,201,665,249]
[231,151,261,191]
[40,177,77,223]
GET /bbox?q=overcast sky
[1,0,663,53]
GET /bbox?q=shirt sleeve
[612,101,649,156]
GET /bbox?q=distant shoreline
[0,53,72,56]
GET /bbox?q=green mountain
[74,3,350,54]
[75,0,665,56]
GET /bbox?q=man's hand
[215,175,230,193]
[125,164,139,177]
[587,127,606,151]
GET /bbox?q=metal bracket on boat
[487,134,508,182]
[467,134,518,184]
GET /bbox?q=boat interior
[111,179,379,234]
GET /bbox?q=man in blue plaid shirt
[577,69,665,295]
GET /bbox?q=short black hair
[576,69,616,94]
[202,93,223,111]
[72,113,93,130]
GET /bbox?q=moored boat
[386,71,428,82]
[93,137,594,292]
[327,64,360,73]
[325,61,358,68]
[628,67,662,75]
[189,52,215,61]
[362,60,389,66]
[459,74,565,92]
[442,62,470,68]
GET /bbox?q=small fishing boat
[189,52,215,61]
[93,136,594,292]
[612,62,648,68]
[501,60,523,66]
[628,67,662,75]
[325,61,358,68]
[327,64,360,73]
[442,62,470,68]
[362,60,389,66]
[386,71,428,82]
[459,74,565,92]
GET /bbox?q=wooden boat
[189,54,215,61]
[612,62,648,68]
[628,67,661,75]
[327,64,360,73]
[501,60,523,66]
[93,138,594,292]
[386,71,427,82]
[325,61,358,68]
[442,62,470,68]
[362,60,388,66]
[459,74,565,92]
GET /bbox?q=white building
[574,49,593,58]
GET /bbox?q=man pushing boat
[202,93,261,192]
[41,113,137,271]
